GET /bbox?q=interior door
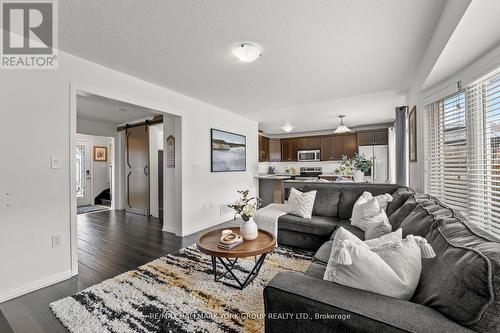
[76,141,92,206]
[126,125,150,215]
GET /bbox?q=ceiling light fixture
[333,115,352,134]
[281,125,294,133]
[232,43,262,62]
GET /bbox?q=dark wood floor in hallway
[0,210,234,333]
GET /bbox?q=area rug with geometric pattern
[50,245,313,333]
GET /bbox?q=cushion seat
[329,223,365,241]
[305,261,327,279]
[278,214,348,236]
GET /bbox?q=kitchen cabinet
[321,134,357,160]
[374,130,389,145]
[342,134,358,157]
[259,135,269,162]
[269,138,281,162]
[357,129,388,146]
[297,136,321,150]
[281,138,299,162]
[320,136,332,161]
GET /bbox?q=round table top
[196,227,276,258]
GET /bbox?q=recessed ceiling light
[281,125,294,133]
[232,43,262,62]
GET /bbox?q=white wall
[76,134,113,205]
[0,50,258,302]
[406,0,472,191]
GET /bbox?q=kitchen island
[256,175,292,206]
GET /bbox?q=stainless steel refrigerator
[358,145,390,183]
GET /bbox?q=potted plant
[339,154,373,182]
[228,190,262,240]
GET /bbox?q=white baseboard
[0,270,73,303]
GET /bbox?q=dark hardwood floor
[0,210,235,333]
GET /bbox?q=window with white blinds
[425,68,500,237]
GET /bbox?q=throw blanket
[254,204,288,240]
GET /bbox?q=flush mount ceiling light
[333,115,352,134]
[232,43,262,62]
[281,124,294,133]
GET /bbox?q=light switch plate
[52,235,61,248]
[51,157,62,169]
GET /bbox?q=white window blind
[425,68,500,237]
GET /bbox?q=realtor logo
[1,0,58,69]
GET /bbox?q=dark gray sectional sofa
[264,184,500,333]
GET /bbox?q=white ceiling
[253,90,406,134]
[77,93,158,125]
[423,0,500,90]
[60,0,446,130]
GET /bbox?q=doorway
[76,140,91,207]
[70,87,182,276]
[75,134,114,214]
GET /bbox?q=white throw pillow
[324,228,434,300]
[374,193,393,211]
[365,228,402,248]
[361,191,393,211]
[286,188,317,218]
[350,195,380,231]
[365,209,392,240]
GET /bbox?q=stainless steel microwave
[297,149,321,162]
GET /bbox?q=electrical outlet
[52,235,61,248]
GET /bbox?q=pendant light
[333,115,352,134]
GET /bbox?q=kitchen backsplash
[259,161,342,175]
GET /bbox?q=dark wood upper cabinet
[290,139,299,161]
[332,135,344,160]
[357,131,375,146]
[273,132,363,162]
[342,134,358,158]
[281,138,298,162]
[259,135,269,162]
[374,130,388,145]
[357,129,388,146]
[320,136,332,160]
[298,136,321,150]
[269,139,281,162]
[320,134,357,160]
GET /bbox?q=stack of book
[218,233,243,250]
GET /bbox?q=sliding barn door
[126,125,150,215]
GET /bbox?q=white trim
[0,270,72,303]
[69,82,183,273]
[69,83,78,275]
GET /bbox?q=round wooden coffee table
[197,227,276,289]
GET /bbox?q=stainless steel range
[294,167,322,181]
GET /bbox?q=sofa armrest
[264,272,474,333]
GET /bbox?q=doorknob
[144,165,150,176]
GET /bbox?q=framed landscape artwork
[211,129,246,172]
[94,146,108,162]
[409,105,417,162]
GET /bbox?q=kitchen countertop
[284,179,332,183]
[255,175,293,180]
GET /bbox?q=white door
[76,141,92,206]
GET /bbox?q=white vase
[240,217,258,240]
[353,169,365,182]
